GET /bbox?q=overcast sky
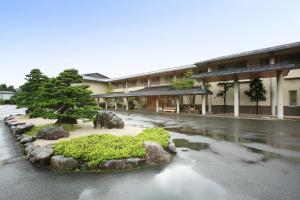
[1,0,300,87]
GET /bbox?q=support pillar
[105,98,108,109]
[176,96,180,114]
[234,76,240,117]
[270,57,277,116]
[277,70,284,119]
[208,95,212,113]
[124,97,128,110]
[114,98,117,110]
[202,95,206,115]
[156,96,159,112]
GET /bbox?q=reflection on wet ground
[1,106,300,200]
[173,138,209,151]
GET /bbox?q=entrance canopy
[93,85,212,98]
[192,63,297,82]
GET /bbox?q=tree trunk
[256,100,259,115]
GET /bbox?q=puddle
[173,139,209,151]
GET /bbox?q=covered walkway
[93,85,212,115]
[193,62,299,119]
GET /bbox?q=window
[289,90,297,106]
[140,78,148,87]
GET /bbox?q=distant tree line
[0,83,15,92]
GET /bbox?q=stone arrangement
[4,115,177,172]
[93,110,124,129]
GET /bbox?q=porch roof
[192,63,298,82]
[93,85,212,98]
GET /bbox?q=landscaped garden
[3,68,176,172]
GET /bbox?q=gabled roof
[82,73,110,82]
[93,85,211,98]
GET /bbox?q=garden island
[4,69,176,172]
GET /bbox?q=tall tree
[172,70,196,110]
[35,69,98,124]
[217,82,234,113]
[13,69,48,113]
[244,78,267,115]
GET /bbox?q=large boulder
[36,126,69,140]
[12,123,35,135]
[144,142,171,165]
[50,155,78,171]
[98,158,145,170]
[26,144,54,165]
[93,111,124,129]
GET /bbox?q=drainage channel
[0,155,26,166]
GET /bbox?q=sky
[1,0,300,87]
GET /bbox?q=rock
[20,136,36,145]
[4,115,15,122]
[50,155,78,171]
[144,141,171,165]
[168,139,177,154]
[98,158,145,170]
[24,142,33,148]
[36,126,69,140]
[15,135,25,142]
[26,144,54,165]
[93,111,124,129]
[7,121,26,127]
[12,123,35,135]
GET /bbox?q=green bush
[25,123,80,136]
[53,128,169,167]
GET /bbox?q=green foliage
[128,97,135,110]
[13,69,48,112]
[54,127,169,167]
[244,78,267,115]
[0,83,15,92]
[34,69,99,123]
[171,70,195,90]
[217,81,234,113]
[25,123,80,137]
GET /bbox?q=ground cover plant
[53,127,169,167]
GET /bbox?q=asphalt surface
[0,105,300,200]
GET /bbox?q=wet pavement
[0,105,300,200]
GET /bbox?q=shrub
[53,128,169,167]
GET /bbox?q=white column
[156,96,159,112]
[208,95,212,113]
[277,70,284,119]
[124,97,128,110]
[234,77,240,117]
[105,99,108,109]
[270,57,277,116]
[147,78,150,86]
[125,81,128,93]
[114,98,117,110]
[176,96,180,114]
[202,95,206,115]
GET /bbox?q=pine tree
[244,78,267,115]
[217,82,234,113]
[35,69,99,124]
[13,69,48,114]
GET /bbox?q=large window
[289,90,297,106]
[150,77,161,86]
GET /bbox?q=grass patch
[25,123,80,136]
[54,127,169,167]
